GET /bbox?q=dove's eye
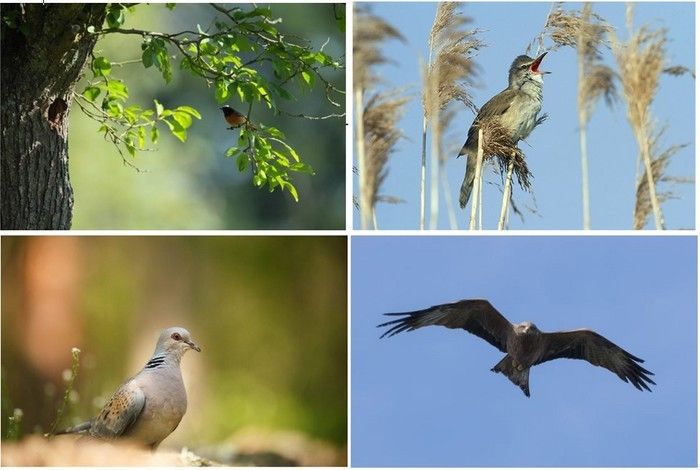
[171,332,182,341]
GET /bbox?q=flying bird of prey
[378,299,655,397]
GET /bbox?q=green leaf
[265,127,285,139]
[142,48,154,68]
[165,117,187,142]
[274,151,290,167]
[283,181,299,202]
[176,106,202,119]
[233,35,252,52]
[165,3,176,10]
[105,5,126,29]
[199,38,218,55]
[125,131,136,156]
[301,70,314,87]
[222,55,243,68]
[225,146,241,158]
[151,126,160,143]
[313,52,333,66]
[172,111,192,129]
[123,107,138,124]
[137,126,146,148]
[82,86,101,102]
[272,138,301,162]
[155,50,172,83]
[105,80,128,100]
[215,79,230,102]
[249,6,272,18]
[104,100,123,118]
[288,146,301,162]
[154,99,164,118]
[272,84,293,100]
[237,153,248,172]
[290,162,315,175]
[180,56,193,72]
[91,56,112,77]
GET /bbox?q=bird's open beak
[186,341,201,352]
[530,51,551,74]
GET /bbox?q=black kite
[378,299,655,397]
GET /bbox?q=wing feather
[378,299,513,352]
[535,329,655,391]
[90,381,146,437]
[460,88,516,155]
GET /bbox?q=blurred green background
[68,3,345,229]
[1,236,347,462]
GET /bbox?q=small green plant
[6,408,23,440]
[49,347,81,436]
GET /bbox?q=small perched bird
[219,105,255,129]
[379,299,655,397]
[57,327,201,448]
[458,52,550,208]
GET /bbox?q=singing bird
[379,299,655,397]
[57,327,201,448]
[458,52,550,208]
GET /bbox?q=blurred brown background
[1,236,346,464]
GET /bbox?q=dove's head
[155,327,201,359]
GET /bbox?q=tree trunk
[1,4,106,229]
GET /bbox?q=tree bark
[1,4,106,229]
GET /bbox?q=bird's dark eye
[171,332,182,341]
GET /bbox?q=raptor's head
[515,321,541,335]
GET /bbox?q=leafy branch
[76,3,344,201]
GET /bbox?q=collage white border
[0,0,698,469]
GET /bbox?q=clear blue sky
[353,2,695,229]
[351,236,697,466]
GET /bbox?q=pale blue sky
[353,2,695,229]
[351,236,697,466]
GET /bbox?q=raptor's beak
[187,341,201,352]
[530,51,551,74]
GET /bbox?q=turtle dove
[59,327,201,449]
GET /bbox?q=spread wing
[90,381,146,438]
[535,329,656,392]
[378,299,513,352]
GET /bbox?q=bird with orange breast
[219,105,256,130]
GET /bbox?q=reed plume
[422,2,483,229]
[610,4,691,229]
[545,3,616,229]
[354,6,406,229]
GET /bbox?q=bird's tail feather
[491,355,531,397]
[459,155,476,209]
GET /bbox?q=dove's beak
[187,341,201,352]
